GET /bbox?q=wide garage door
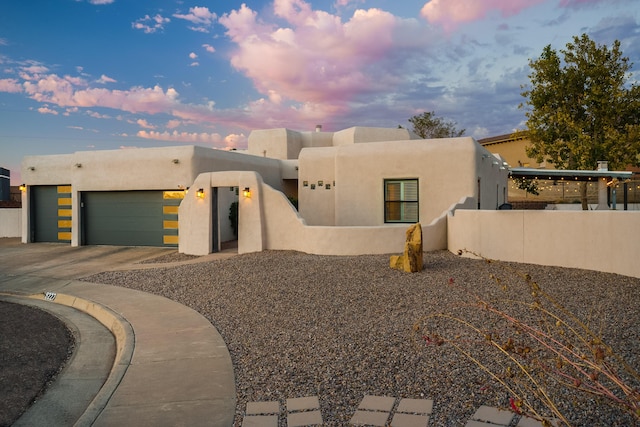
[83,191,179,247]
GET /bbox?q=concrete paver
[246,401,280,415]
[287,410,323,426]
[468,405,515,426]
[287,395,320,411]
[397,398,433,415]
[242,415,278,427]
[350,409,392,426]
[358,395,396,412]
[391,412,430,427]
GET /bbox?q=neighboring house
[20,127,509,255]
[478,132,544,169]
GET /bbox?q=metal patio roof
[509,167,633,182]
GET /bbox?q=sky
[1,0,639,184]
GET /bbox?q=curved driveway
[0,238,236,427]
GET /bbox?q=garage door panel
[31,186,58,242]
[31,185,72,243]
[84,191,165,246]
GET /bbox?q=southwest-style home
[19,126,509,256]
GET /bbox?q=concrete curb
[27,292,135,427]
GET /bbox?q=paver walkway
[241,395,557,427]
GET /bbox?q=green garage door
[31,185,59,242]
[83,191,166,246]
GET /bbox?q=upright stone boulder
[390,223,423,273]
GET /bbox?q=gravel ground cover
[0,301,75,426]
[84,250,640,426]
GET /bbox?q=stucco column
[596,177,608,210]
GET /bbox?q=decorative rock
[390,223,423,273]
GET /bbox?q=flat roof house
[20,127,509,256]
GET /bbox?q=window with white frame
[384,179,419,223]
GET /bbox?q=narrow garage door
[83,191,166,246]
[31,185,59,242]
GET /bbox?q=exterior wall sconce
[243,187,251,198]
[172,159,180,164]
[196,188,205,199]
[19,184,26,192]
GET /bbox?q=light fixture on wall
[172,159,180,164]
[19,184,26,191]
[243,187,251,198]
[28,166,35,171]
[75,163,82,168]
[196,188,205,199]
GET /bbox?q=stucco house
[20,126,509,256]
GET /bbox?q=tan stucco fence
[0,209,21,237]
[448,209,640,278]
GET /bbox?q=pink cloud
[218,0,403,111]
[97,74,116,84]
[135,129,246,150]
[166,119,182,129]
[37,106,58,115]
[173,6,217,32]
[334,0,365,7]
[223,133,247,150]
[132,14,170,34]
[23,73,180,115]
[420,0,546,31]
[136,119,155,129]
[0,78,23,93]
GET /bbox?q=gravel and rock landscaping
[0,301,75,427]
[83,250,640,426]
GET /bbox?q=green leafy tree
[408,111,465,139]
[520,33,640,209]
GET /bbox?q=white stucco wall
[260,185,472,255]
[247,128,303,159]
[332,127,415,146]
[448,209,640,278]
[247,126,413,160]
[179,171,266,255]
[180,172,472,256]
[298,137,508,227]
[0,208,21,237]
[297,148,336,226]
[21,145,284,246]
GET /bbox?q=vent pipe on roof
[315,125,322,132]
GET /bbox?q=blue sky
[1,0,638,184]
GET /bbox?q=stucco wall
[448,209,640,278]
[298,137,507,227]
[21,145,284,247]
[0,208,21,237]
[21,154,74,185]
[332,127,414,146]
[22,146,283,192]
[261,184,455,255]
[180,173,462,256]
[247,128,303,159]
[297,148,336,226]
